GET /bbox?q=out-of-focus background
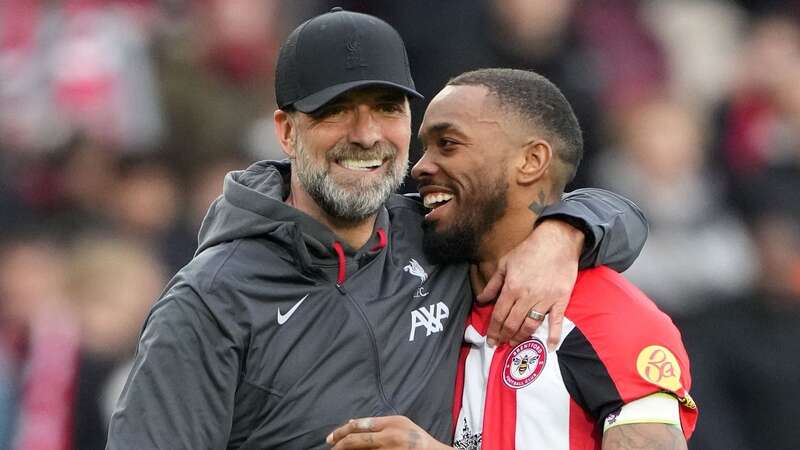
[0,0,798,449]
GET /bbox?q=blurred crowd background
[0,0,798,449]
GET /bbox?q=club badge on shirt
[503,337,547,389]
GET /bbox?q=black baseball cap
[275,7,423,113]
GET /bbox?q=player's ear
[274,109,298,159]
[516,139,552,185]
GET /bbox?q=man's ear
[517,139,553,185]
[274,109,298,159]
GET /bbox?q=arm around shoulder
[539,188,648,271]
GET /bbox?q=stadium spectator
[594,93,756,317]
[107,155,195,272]
[683,202,800,450]
[66,235,166,450]
[0,235,79,450]
[713,13,800,206]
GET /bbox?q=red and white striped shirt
[452,267,698,450]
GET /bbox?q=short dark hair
[447,68,583,186]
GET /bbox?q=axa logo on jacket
[409,302,450,341]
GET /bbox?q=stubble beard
[294,139,408,224]
[422,174,508,264]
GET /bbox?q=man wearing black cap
[106,9,647,450]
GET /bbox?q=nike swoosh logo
[277,294,309,325]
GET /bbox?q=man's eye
[439,138,457,148]
[378,103,403,113]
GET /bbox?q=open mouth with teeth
[422,192,454,209]
[337,158,385,171]
[419,187,457,222]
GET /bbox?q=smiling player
[328,69,697,450]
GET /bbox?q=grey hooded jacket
[106,160,647,449]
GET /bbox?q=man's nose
[348,106,382,148]
[411,151,437,180]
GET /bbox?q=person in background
[66,236,166,450]
[593,93,756,317]
[683,195,800,450]
[0,234,79,450]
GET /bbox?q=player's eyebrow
[418,122,462,141]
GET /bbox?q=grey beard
[294,142,408,223]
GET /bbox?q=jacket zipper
[336,283,398,414]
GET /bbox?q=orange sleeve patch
[636,345,683,392]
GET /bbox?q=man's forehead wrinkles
[474,93,506,125]
[435,87,498,125]
[474,94,525,141]
[471,103,505,132]
[476,116,502,127]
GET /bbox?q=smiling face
[413,69,583,263]
[276,86,411,223]
[412,84,515,263]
